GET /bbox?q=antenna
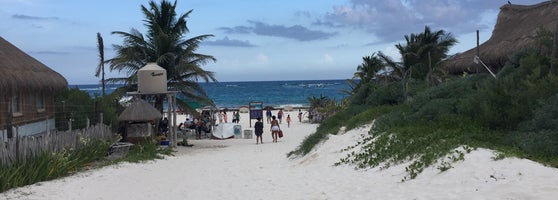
[474,56,496,78]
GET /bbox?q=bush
[507,94,558,164]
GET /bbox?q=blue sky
[0,0,544,84]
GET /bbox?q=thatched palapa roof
[444,0,558,74]
[0,36,68,93]
[118,98,162,121]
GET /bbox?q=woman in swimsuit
[270,115,280,143]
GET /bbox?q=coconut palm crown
[109,0,216,113]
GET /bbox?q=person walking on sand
[270,115,280,143]
[286,114,291,128]
[277,109,283,124]
[254,118,264,144]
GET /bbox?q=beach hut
[0,37,68,140]
[443,0,558,75]
[117,98,162,143]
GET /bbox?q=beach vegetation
[291,26,558,180]
[55,88,123,131]
[108,0,217,114]
[0,139,111,192]
[0,138,172,193]
[306,95,343,123]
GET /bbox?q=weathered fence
[0,123,114,167]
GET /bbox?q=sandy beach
[2,110,558,200]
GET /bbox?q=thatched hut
[0,37,68,139]
[118,98,162,143]
[444,0,558,74]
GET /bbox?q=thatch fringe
[443,0,558,74]
[0,37,67,94]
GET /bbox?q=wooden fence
[0,123,114,167]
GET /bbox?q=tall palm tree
[95,32,106,97]
[109,0,216,113]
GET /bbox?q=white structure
[137,62,167,94]
[127,63,179,147]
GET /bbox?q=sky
[0,0,545,84]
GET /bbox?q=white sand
[3,110,558,200]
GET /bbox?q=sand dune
[2,110,558,200]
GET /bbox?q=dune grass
[0,140,173,193]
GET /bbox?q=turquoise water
[72,79,351,109]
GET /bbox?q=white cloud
[322,53,334,64]
[254,53,269,65]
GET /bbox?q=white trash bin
[244,129,253,139]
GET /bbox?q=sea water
[71,79,351,109]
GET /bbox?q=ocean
[71,79,351,109]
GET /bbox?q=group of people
[178,113,212,139]
[254,109,305,144]
[173,108,305,143]
[254,116,281,144]
[216,110,241,124]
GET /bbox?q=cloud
[255,53,269,64]
[320,0,542,43]
[204,37,256,47]
[12,14,59,20]
[322,54,334,64]
[220,20,337,41]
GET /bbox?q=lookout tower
[123,63,179,147]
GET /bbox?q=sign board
[249,102,263,127]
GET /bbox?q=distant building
[0,37,68,140]
[444,0,558,75]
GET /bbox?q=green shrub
[0,139,111,192]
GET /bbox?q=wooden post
[62,100,67,130]
[476,30,482,74]
[15,126,19,162]
[68,119,72,132]
[6,95,13,139]
[100,113,104,138]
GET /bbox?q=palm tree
[306,95,329,123]
[352,52,386,90]
[95,32,106,97]
[415,26,457,86]
[378,51,410,100]
[397,26,457,85]
[109,0,216,113]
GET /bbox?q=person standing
[286,114,291,128]
[223,110,228,123]
[277,109,283,124]
[298,109,303,123]
[235,111,240,123]
[266,107,272,124]
[270,115,280,143]
[254,118,264,144]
